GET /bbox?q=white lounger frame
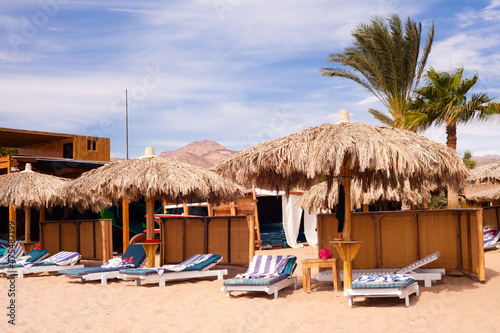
[1,264,84,278]
[222,276,297,300]
[64,270,122,284]
[344,282,419,307]
[313,268,444,288]
[119,268,228,287]
[312,251,445,287]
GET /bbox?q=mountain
[472,154,500,167]
[159,140,237,169]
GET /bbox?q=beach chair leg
[217,271,223,280]
[134,279,141,286]
[18,271,23,279]
[347,297,353,307]
[293,277,298,289]
[159,279,165,287]
[424,277,431,287]
[273,287,278,300]
[101,276,107,284]
[416,284,420,296]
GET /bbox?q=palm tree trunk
[446,121,459,208]
[446,122,457,150]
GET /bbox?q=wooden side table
[302,258,340,292]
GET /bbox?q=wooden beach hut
[63,147,244,267]
[216,109,469,288]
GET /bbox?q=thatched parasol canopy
[0,163,68,210]
[467,162,500,184]
[296,179,433,213]
[216,116,469,193]
[63,147,245,213]
[216,109,469,288]
[0,163,69,245]
[466,186,500,202]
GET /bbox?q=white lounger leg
[135,279,141,286]
[159,279,166,287]
[101,275,107,284]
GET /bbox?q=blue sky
[1,0,499,159]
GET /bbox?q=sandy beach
[2,246,500,333]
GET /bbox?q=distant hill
[472,154,500,167]
[159,140,237,169]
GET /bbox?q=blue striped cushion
[351,274,414,289]
[60,266,123,276]
[223,274,290,287]
[122,244,147,267]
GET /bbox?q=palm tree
[321,14,434,128]
[404,67,500,208]
[403,67,500,149]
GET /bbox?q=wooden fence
[317,209,485,281]
[40,219,113,263]
[483,206,500,230]
[157,215,254,265]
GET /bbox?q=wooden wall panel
[208,218,229,263]
[380,214,417,268]
[79,222,95,259]
[184,220,204,258]
[162,219,184,263]
[41,223,60,256]
[229,217,249,264]
[60,223,77,252]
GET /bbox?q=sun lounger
[312,251,444,287]
[60,244,146,284]
[344,274,419,307]
[0,241,24,264]
[222,255,298,300]
[484,228,500,250]
[0,251,82,278]
[0,249,49,269]
[118,253,227,287]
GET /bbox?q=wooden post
[39,207,45,223]
[476,209,486,282]
[230,202,236,216]
[207,203,214,217]
[9,203,16,242]
[146,197,155,240]
[25,205,31,242]
[342,163,354,289]
[362,204,369,212]
[122,198,130,253]
[247,215,255,264]
[183,201,189,216]
[100,219,112,263]
[162,200,167,214]
[252,186,262,250]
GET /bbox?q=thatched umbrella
[296,179,433,213]
[0,163,68,252]
[63,147,244,267]
[466,186,500,204]
[216,110,469,288]
[468,162,500,184]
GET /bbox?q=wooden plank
[203,218,209,254]
[455,212,462,271]
[25,206,31,242]
[227,218,231,263]
[182,217,186,261]
[476,210,485,282]
[414,213,420,259]
[146,197,155,240]
[467,212,472,273]
[374,214,382,268]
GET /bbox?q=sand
[2,246,500,333]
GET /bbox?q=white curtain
[281,195,303,248]
[281,194,318,248]
[303,210,318,248]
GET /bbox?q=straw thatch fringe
[467,162,500,184]
[63,155,245,213]
[0,169,69,210]
[466,186,500,202]
[296,179,433,213]
[216,122,469,194]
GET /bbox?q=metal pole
[126,89,129,160]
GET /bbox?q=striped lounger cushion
[0,249,49,269]
[223,256,297,286]
[351,274,414,289]
[121,254,222,276]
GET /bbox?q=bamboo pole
[247,215,255,264]
[252,185,262,250]
[9,204,16,242]
[477,209,486,281]
[146,197,155,240]
[183,201,189,216]
[25,205,31,242]
[122,198,130,252]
